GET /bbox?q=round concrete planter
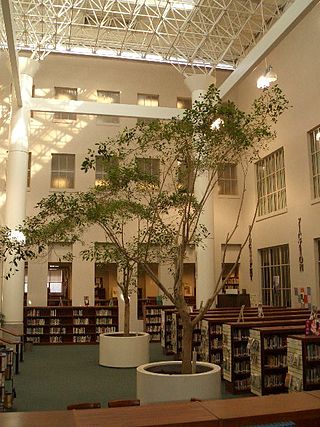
[136,361,221,404]
[99,332,150,368]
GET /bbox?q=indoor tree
[4,83,288,372]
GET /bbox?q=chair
[67,402,101,410]
[107,399,140,408]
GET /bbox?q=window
[95,155,119,186]
[177,97,192,109]
[137,93,159,124]
[177,159,194,193]
[218,163,238,195]
[27,152,31,188]
[96,90,120,124]
[54,87,77,121]
[51,154,75,189]
[256,148,287,217]
[309,127,320,199]
[136,157,160,183]
[47,267,63,294]
[260,244,291,307]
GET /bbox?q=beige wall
[226,3,320,308]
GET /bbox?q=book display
[287,334,320,392]
[250,325,305,396]
[222,316,309,394]
[160,308,175,354]
[24,306,118,344]
[143,305,164,342]
[0,347,15,411]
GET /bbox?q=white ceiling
[1,0,297,75]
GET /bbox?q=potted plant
[5,83,288,397]
[79,84,289,402]
[4,189,152,367]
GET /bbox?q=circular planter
[137,361,221,404]
[99,332,150,368]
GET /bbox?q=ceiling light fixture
[257,65,278,89]
[211,118,224,130]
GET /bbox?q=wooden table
[0,410,76,427]
[200,392,320,427]
[73,401,218,427]
[0,402,218,427]
[1,393,320,427]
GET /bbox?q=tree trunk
[124,294,130,336]
[181,314,194,374]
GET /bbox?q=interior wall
[226,3,320,308]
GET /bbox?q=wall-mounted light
[257,65,278,89]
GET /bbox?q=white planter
[99,332,150,368]
[137,361,221,404]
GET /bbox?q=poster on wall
[294,286,312,309]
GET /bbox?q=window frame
[260,244,291,307]
[96,90,120,125]
[217,163,238,196]
[54,87,77,122]
[51,153,76,190]
[256,147,287,218]
[308,126,320,201]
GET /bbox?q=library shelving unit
[0,347,15,411]
[143,305,175,342]
[222,317,309,394]
[222,322,251,393]
[287,334,320,392]
[160,308,175,354]
[24,305,118,344]
[250,325,305,396]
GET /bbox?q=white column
[3,57,39,328]
[184,74,216,309]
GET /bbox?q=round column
[184,74,216,309]
[3,57,39,329]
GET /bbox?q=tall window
[54,87,77,121]
[256,148,287,217]
[96,90,120,124]
[218,163,238,195]
[27,152,32,188]
[177,97,192,109]
[51,154,75,189]
[136,157,160,183]
[95,155,119,186]
[309,127,320,199]
[137,93,159,124]
[260,244,291,307]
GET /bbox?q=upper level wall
[226,3,320,305]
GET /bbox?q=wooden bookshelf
[287,334,320,392]
[0,346,15,411]
[143,305,174,342]
[250,325,305,396]
[222,318,308,394]
[24,306,118,344]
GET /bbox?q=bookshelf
[287,334,320,392]
[250,325,305,396]
[160,308,175,354]
[24,306,118,344]
[0,346,15,411]
[143,305,174,342]
[222,322,251,393]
